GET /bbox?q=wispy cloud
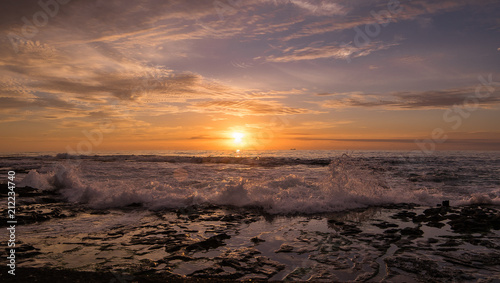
[288,0,348,16]
[263,41,399,62]
[189,100,316,116]
[279,0,497,41]
[1,0,499,150]
[292,120,354,130]
[321,87,500,109]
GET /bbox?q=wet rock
[188,248,285,279]
[188,267,228,279]
[89,210,111,215]
[448,206,500,233]
[220,214,243,222]
[0,194,79,228]
[465,238,500,249]
[139,258,158,267]
[384,228,400,234]
[188,215,199,220]
[391,210,417,221]
[250,237,265,244]
[0,185,42,198]
[492,213,500,230]
[411,214,427,223]
[383,203,418,210]
[327,219,344,225]
[400,227,424,237]
[446,213,461,220]
[283,267,311,281]
[309,253,355,269]
[162,254,195,261]
[382,233,402,243]
[185,233,231,252]
[16,244,41,258]
[373,221,398,229]
[386,255,468,281]
[423,207,444,216]
[40,197,62,204]
[275,244,294,253]
[412,204,458,227]
[339,224,362,235]
[175,206,199,216]
[426,221,445,228]
[164,234,190,253]
[439,239,461,247]
[428,238,439,244]
[435,250,500,270]
[200,216,222,221]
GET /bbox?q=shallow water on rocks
[13,201,500,282]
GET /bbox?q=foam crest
[19,170,52,190]
[18,157,466,213]
[457,191,500,206]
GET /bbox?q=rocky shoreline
[1,185,499,282]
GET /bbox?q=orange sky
[1,0,499,152]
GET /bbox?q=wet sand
[1,185,499,282]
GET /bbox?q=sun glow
[232,132,244,144]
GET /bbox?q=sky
[0,0,499,152]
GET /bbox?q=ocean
[2,150,500,281]
[6,150,500,212]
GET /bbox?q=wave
[18,156,499,214]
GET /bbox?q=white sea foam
[20,154,493,214]
[19,170,52,190]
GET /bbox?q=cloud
[0,95,81,111]
[264,41,399,62]
[190,100,316,116]
[0,40,253,128]
[2,0,496,51]
[321,87,500,109]
[0,33,253,115]
[292,120,354,130]
[0,97,36,111]
[0,32,312,127]
[280,0,497,41]
[1,0,497,136]
[316,91,364,97]
[289,0,347,16]
[0,40,237,101]
[292,137,419,143]
[289,137,500,148]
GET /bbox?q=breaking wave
[18,154,497,214]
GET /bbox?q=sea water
[2,150,499,214]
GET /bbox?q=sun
[232,132,244,144]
